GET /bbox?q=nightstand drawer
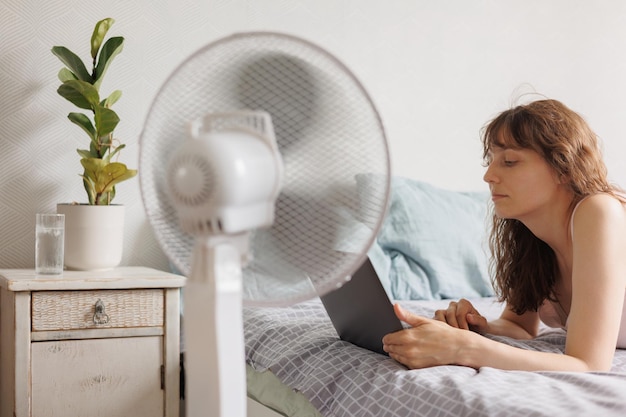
[31,289,164,331]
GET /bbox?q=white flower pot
[56,203,125,271]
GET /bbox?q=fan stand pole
[184,238,246,417]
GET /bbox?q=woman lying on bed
[382,98,626,372]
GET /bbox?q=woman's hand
[434,298,489,334]
[382,304,476,369]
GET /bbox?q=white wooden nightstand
[0,267,185,417]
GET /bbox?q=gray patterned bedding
[244,297,626,417]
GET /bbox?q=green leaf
[93,37,124,91]
[58,68,77,83]
[79,158,104,204]
[51,46,92,82]
[91,18,115,60]
[80,157,104,179]
[67,112,96,140]
[94,105,120,138]
[82,173,97,205]
[57,80,100,110]
[80,158,137,205]
[76,149,92,159]
[108,143,125,159]
[103,90,122,108]
[99,163,137,194]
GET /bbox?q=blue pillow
[366,177,493,300]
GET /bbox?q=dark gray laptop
[320,257,404,355]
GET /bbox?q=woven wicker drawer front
[31,289,164,331]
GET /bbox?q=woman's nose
[483,163,498,183]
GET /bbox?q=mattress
[244,297,626,417]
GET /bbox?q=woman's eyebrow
[491,143,522,151]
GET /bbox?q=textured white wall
[2,0,626,270]
[0,0,213,269]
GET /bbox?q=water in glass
[35,213,65,275]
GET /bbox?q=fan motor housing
[166,129,282,236]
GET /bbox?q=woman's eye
[503,160,517,167]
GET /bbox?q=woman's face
[483,143,562,220]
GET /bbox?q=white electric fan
[139,32,390,417]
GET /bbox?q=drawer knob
[93,299,110,325]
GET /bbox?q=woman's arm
[460,327,592,371]
[485,308,539,339]
[564,194,626,370]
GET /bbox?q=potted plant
[52,17,137,270]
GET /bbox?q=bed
[242,178,626,416]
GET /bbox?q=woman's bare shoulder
[573,193,626,233]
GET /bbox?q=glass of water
[35,213,65,275]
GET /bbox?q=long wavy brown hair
[482,99,618,314]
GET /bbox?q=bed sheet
[244,297,626,417]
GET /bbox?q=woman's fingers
[445,304,464,329]
[434,309,446,322]
[466,312,489,334]
[433,299,485,331]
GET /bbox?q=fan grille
[140,32,389,306]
